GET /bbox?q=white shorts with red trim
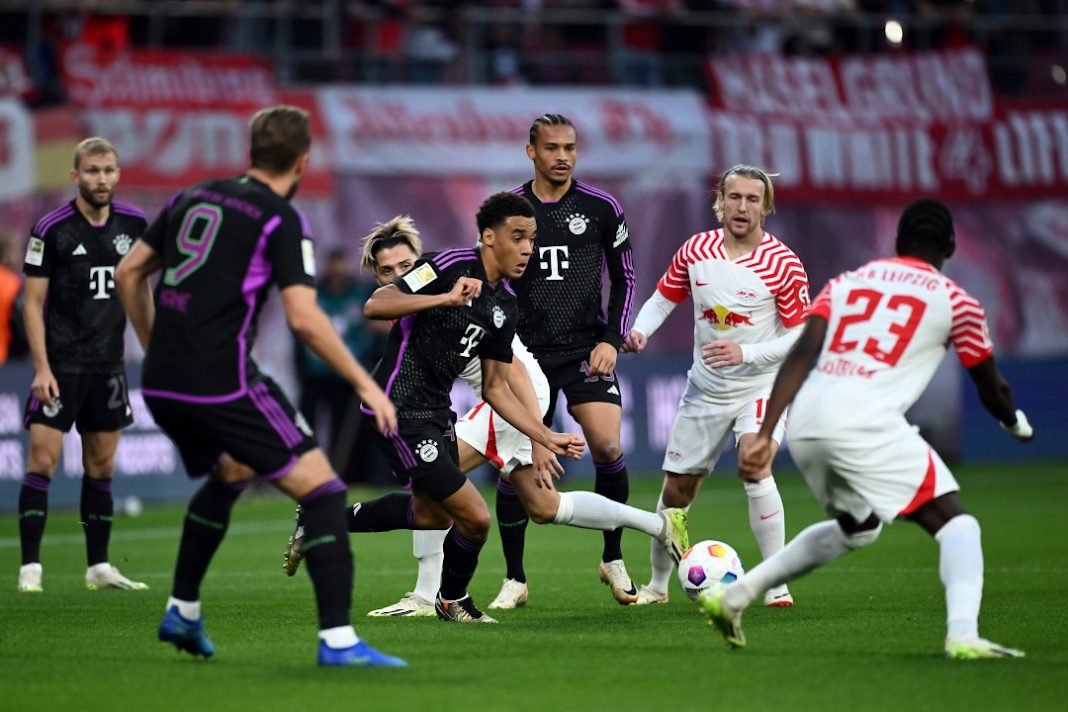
[662,379,785,475]
[454,343,551,480]
[786,417,959,524]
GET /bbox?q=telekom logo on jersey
[539,245,569,281]
[89,266,115,300]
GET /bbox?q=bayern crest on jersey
[415,439,439,463]
[567,213,588,235]
[492,305,506,328]
[113,234,132,255]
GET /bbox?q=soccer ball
[677,540,744,601]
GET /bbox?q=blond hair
[74,137,117,169]
[360,215,424,273]
[713,164,776,223]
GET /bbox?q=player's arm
[281,284,397,436]
[589,213,635,375]
[739,315,828,477]
[481,358,585,461]
[705,325,804,369]
[115,239,161,351]
[503,357,562,487]
[624,289,679,354]
[363,278,482,320]
[22,276,57,407]
[966,357,1033,442]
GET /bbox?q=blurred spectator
[294,247,376,469]
[0,231,26,365]
[615,0,686,86]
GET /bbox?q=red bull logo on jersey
[700,305,753,331]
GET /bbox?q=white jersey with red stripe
[656,229,809,397]
[790,256,994,438]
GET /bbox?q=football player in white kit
[624,165,810,607]
[700,198,1034,660]
[288,215,688,617]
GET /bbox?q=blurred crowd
[1,0,1066,102]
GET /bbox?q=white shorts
[662,380,786,475]
[786,417,959,524]
[454,343,551,479]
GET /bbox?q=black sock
[347,492,413,532]
[19,473,51,565]
[495,477,528,583]
[81,477,114,566]
[594,457,629,562]
[300,482,352,629]
[439,527,485,601]
[171,478,246,601]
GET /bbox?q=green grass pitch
[2,463,1066,711]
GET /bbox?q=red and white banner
[316,87,713,178]
[62,43,276,109]
[0,46,32,99]
[0,98,35,200]
[705,48,1068,202]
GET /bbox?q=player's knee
[27,449,59,476]
[83,454,116,477]
[843,522,882,550]
[590,441,623,463]
[525,497,555,525]
[457,514,491,541]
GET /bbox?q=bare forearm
[292,309,376,392]
[24,305,49,372]
[484,381,553,448]
[118,278,155,350]
[364,287,449,320]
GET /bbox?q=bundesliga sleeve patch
[301,239,316,277]
[25,237,44,266]
[403,262,437,292]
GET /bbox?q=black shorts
[534,350,623,426]
[372,410,465,502]
[23,370,133,433]
[145,376,318,480]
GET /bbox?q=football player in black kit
[339,192,585,624]
[18,138,148,594]
[116,105,405,667]
[491,114,639,608]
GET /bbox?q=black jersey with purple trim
[368,247,517,420]
[139,175,315,401]
[511,179,635,356]
[23,199,146,373]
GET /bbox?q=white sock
[746,476,789,599]
[553,491,661,537]
[318,625,359,648]
[647,494,675,593]
[87,562,112,575]
[412,528,448,602]
[935,514,983,640]
[166,596,201,621]
[725,519,851,610]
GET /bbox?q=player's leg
[17,423,65,592]
[510,465,689,561]
[430,476,497,623]
[273,448,406,666]
[909,489,1024,659]
[638,472,704,604]
[80,429,147,589]
[736,427,791,607]
[570,400,628,561]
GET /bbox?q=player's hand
[30,367,59,408]
[531,442,563,488]
[739,434,774,478]
[544,431,586,461]
[358,384,398,436]
[587,342,618,376]
[621,329,647,354]
[442,277,482,307]
[702,339,743,369]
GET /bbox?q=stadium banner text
[705,48,1068,202]
[315,86,713,178]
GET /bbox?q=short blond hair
[360,215,424,273]
[74,137,117,169]
[713,164,776,223]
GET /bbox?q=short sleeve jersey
[139,176,315,400]
[370,247,517,420]
[656,229,810,395]
[790,256,995,436]
[511,179,635,356]
[23,199,147,373]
